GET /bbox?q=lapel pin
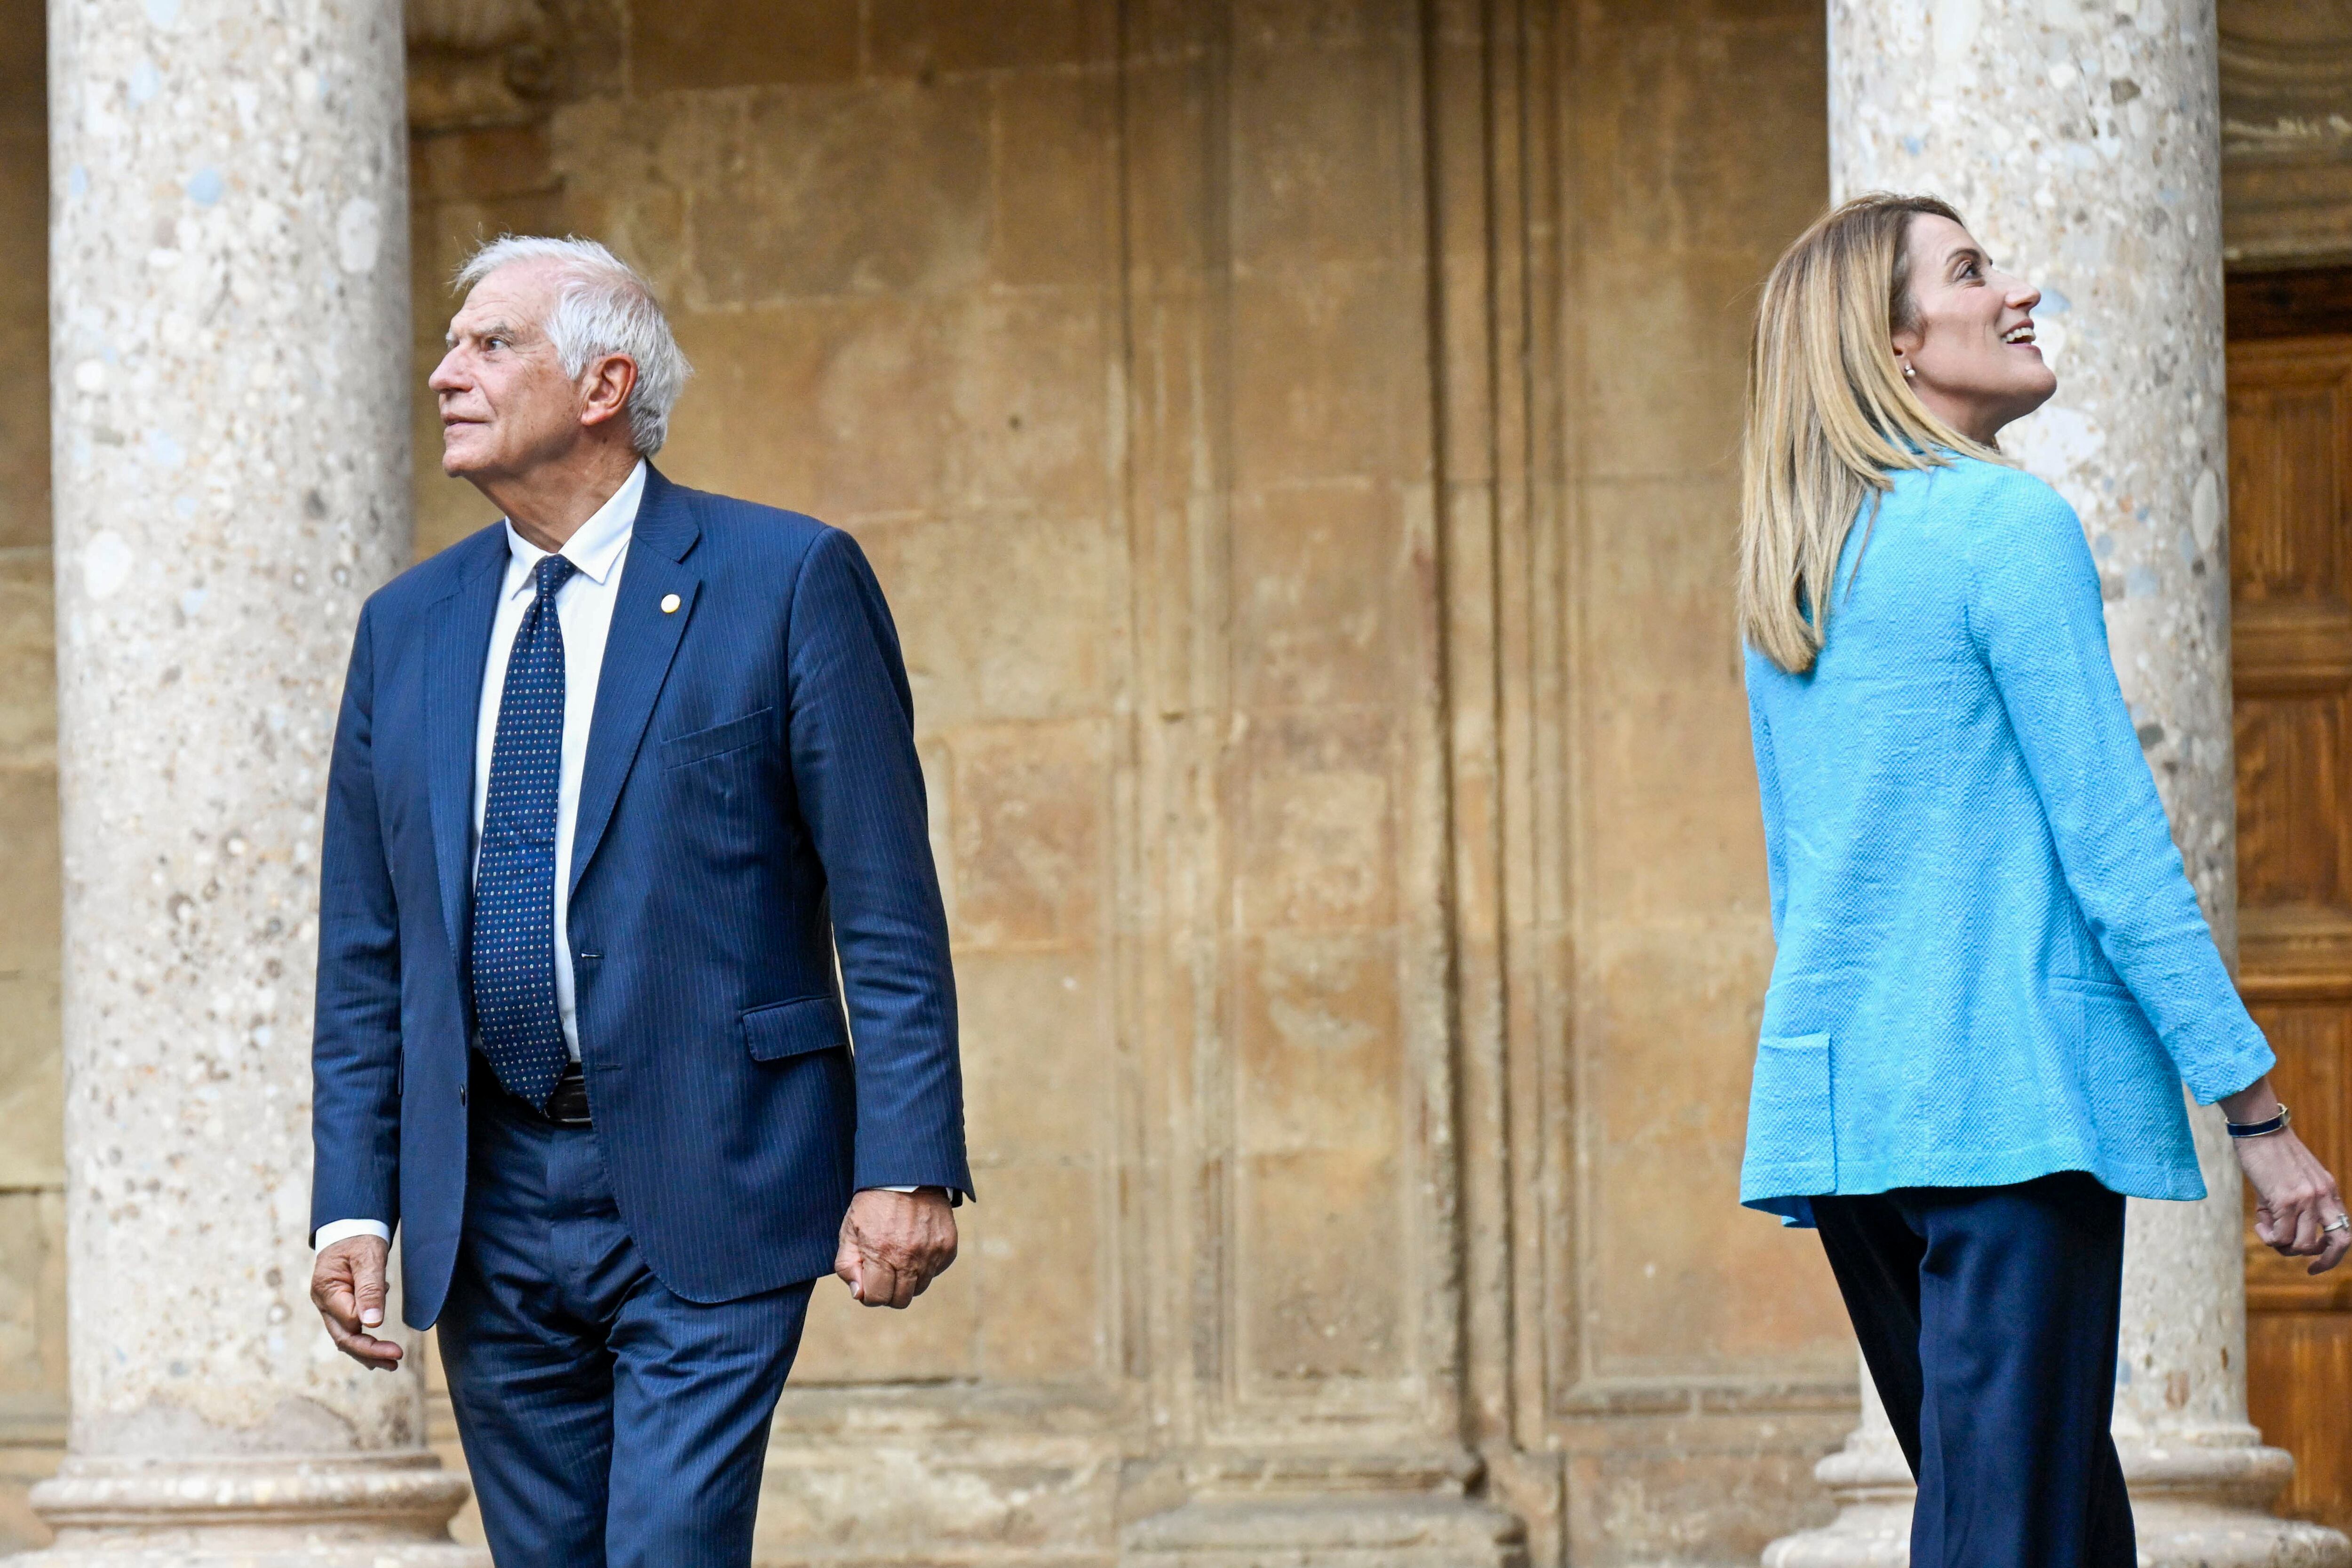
[660,593,681,614]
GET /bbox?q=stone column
[1768,1,2349,1564]
[13,1,479,1562]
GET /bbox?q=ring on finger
[2325,1215,2351,1235]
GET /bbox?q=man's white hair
[454,235,692,456]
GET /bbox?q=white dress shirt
[314,464,644,1254]
[469,459,644,1064]
[315,463,921,1253]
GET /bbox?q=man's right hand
[311,1235,405,1370]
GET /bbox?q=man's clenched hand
[311,1235,405,1370]
[834,1189,957,1309]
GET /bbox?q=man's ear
[579,353,639,431]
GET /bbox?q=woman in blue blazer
[1737,193,2347,1567]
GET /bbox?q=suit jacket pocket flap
[663,707,775,768]
[741,996,848,1062]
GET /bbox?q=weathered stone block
[1230,0,1412,50]
[1573,3,1824,261]
[0,552,56,769]
[1230,265,1424,487]
[1560,1413,1850,1568]
[0,123,44,554]
[1571,253,1759,483]
[946,293,1117,517]
[794,1228,982,1386]
[945,721,1107,952]
[1241,1148,1406,1382]
[975,1163,1105,1383]
[409,124,556,205]
[688,80,992,306]
[1231,42,1407,269]
[1233,483,1399,711]
[758,1390,1122,1565]
[665,299,952,521]
[1234,712,1397,933]
[991,73,1117,289]
[630,0,858,94]
[858,512,1112,727]
[1576,924,1849,1379]
[960,951,1106,1167]
[0,1190,64,1400]
[1121,1490,1526,1568]
[866,0,1109,77]
[1236,930,1402,1154]
[0,764,59,1191]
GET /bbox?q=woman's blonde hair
[1738,193,2007,673]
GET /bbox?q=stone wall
[1540,5,1856,1553]
[0,0,1859,1561]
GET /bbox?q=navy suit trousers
[439,1061,815,1568]
[1812,1172,2135,1568]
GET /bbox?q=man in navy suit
[307,235,970,1567]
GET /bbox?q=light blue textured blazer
[1741,457,2273,1227]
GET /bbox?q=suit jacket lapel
[570,467,702,900]
[426,530,509,965]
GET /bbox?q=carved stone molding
[2222,0,2352,267]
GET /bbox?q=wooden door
[2232,323,2352,1529]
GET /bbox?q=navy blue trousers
[438,1064,816,1568]
[1812,1172,2135,1568]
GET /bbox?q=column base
[4,1451,485,1567]
[1763,1433,2352,1568]
[1120,1453,1527,1568]
[1761,1429,1911,1568]
[2126,1441,2351,1568]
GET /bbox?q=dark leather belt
[469,1048,592,1127]
[543,1063,593,1126]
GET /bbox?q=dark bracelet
[2228,1103,2293,1140]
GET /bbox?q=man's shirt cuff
[315,1219,392,1251]
[863,1184,966,1206]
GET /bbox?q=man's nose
[427,350,467,393]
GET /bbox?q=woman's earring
[1902,363,1915,379]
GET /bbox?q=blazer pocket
[1744,1032,1836,1188]
[663,707,775,769]
[741,996,849,1063]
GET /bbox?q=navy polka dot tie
[471,553,579,1111]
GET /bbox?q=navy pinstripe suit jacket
[310,466,970,1330]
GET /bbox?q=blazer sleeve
[786,527,973,1198]
[309,602,405,1239]
[1964,475,2273,1105]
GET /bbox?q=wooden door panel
[2233,333,2352,1528]
[2250,1312,2352,1530]
[2230,342,2348,600]
[2236,695,2352,907]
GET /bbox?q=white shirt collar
[500,459,647,594]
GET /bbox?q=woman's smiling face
[1891,212,2058,444]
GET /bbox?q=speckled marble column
[14,1,478,1562]
[1767,1,2350,1564]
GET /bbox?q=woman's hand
[2222,1075,2350,1275]
[2238,1129,2350,1275]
